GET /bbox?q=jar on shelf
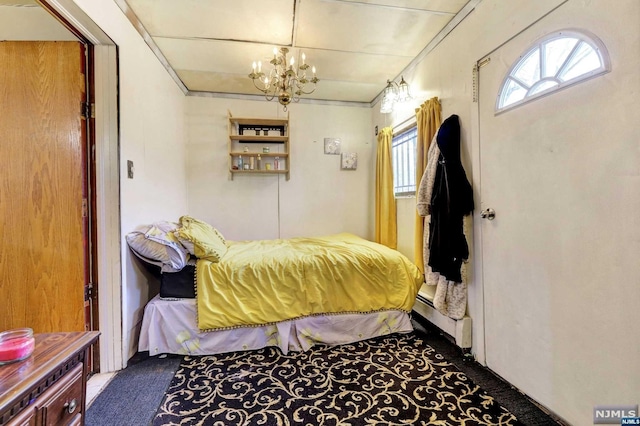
[263,147,270,153]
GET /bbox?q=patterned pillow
[174,215,228,262]
[126,221,190,272]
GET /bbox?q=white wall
[73,0,189,363]
[373,0,640,424]
[186,97,374,242]
[0,5,78,40]
[42,2,638,422]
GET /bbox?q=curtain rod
[393,115,417,134]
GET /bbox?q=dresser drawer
[35,364,83,426]
[5,406,34,426]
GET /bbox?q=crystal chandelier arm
[250,74,268,93]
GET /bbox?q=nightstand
[0,332,100,425]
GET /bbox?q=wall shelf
[228,111,290,180]
[231,136,288,143]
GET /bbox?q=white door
[477,2,640,424]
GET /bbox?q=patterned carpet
[152,333,522,425]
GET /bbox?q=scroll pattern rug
[152,333,522,425]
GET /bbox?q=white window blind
[392,126,417,197]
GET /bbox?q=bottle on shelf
[274,156,280,170]
[238,155,243,169]
[250,156,255,170]
[257,154,262,170]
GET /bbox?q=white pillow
[126,222,190,273]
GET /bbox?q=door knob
[480,208,496,220]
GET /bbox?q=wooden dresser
[0,332,100,426]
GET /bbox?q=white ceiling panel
[337,0,469,14]
[177,70,266,95]
[116,0,476,104]
[154,38,282,74]
[299,49,411,84]
[126,0,295,45]
[295,0,455,56]
[179,69,381,102]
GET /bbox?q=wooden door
[0,41,88,333]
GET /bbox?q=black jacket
[428,114,474,282]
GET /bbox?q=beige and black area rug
[152,333,522,425]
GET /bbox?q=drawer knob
[64,398,78,414]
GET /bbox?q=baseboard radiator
[413,290,472,350]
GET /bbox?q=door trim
[470,64,486,366]
[39,0,123,373]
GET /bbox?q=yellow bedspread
[196,233,423,331]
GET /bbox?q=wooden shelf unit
[228,111,290,180]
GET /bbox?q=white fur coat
[416,134,468,320]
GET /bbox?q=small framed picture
[341,152,357,170]
[324,138,341,155]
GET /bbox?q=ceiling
[2,0,478,105]
[115,0,478,105]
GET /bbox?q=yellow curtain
[375,126,397,249]
[414,97,442,272]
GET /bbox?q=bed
[132,217,423,356]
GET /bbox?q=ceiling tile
[295,0,457,56]
[118,0,473,103]
[127,0,295,45]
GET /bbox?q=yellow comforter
[196,233,423,331]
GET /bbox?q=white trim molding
[39,0,123,373]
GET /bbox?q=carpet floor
[86,319,563,426]
[153,333,520,425]
[85,353,182,426]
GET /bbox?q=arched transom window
[497,30,610,112]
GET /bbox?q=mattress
[139,295,414,356]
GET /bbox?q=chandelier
[249,47,319,110]
[380,76,412,113]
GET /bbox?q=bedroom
[0,1,638,425]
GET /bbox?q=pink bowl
[0,328,35,365]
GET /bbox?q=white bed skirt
[139,295,414,356]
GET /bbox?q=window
[392,126,417,197]
[497,30,610,112]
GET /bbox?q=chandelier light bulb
[257,61,262,73]
[379,76,412,113]
[301,52,306,65]
[252,62,256,72]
